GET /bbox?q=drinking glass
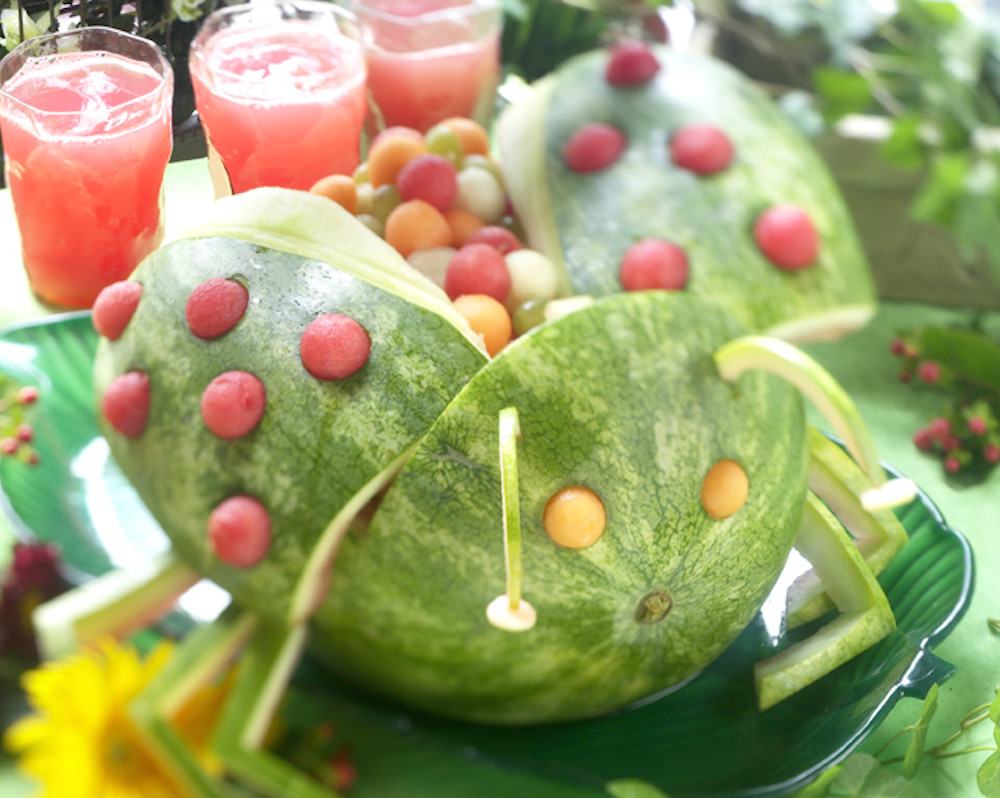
[0,26,173,309]
[190,1,367,196]
[348,0,501,133]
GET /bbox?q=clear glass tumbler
[348,0,501,133]
[0,26,174,309]
[190,1,367,196]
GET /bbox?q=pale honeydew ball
[503,249,560,313]
[407,246,457,290]
[544,295,595,323]
[454,166,506,224]
[357,213,384,238]
[355,182,375,216]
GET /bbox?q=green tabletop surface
[0,158,997,798]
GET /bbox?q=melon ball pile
[308,118,562,358]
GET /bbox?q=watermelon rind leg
[753,492,895,711]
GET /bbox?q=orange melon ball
[368,134,428,188]
[440,117,491,157]
[385,200,452,258]
[701,459,749,519]
[309,174,358,214]
[445,208,485,247]
[543,486,607,549]
[452,293,512,356]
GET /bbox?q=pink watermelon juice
[190,17,367,194]
[355,0,500,132]
[0,45,172,309]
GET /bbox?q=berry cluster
[0,542,66,662]
[891,328,1000,482]
[0,377,40,466]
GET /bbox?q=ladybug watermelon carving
[32,43,913,798]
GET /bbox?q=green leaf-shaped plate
[0,313,974,798]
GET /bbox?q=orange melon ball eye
[368,135,428,188]
[543,486,607,549]
[452,293,511,356]
[440,116,491,156]
[309,174,358,214]
[701,459,749,519]
[385,199,452,258]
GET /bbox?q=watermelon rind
[312,291,810,723]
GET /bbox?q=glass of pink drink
[349,0,501,133]
[189,1,367,195]
[0,27,173,309]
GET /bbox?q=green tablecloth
[0,160,997,797]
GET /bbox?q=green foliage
[699,0,1000,285]
[605,779,671,798]
[792,683,1000,797]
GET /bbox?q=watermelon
[496,44,877,343]
[85,186,904,733]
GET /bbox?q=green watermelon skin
[94,235,487,625]
[312,291,809,724]
[497,47,876,343]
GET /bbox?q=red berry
[968,416,988,436]
[605,41,660,87]
[208,495,271,568]
[444,243,511,302]
[101,371,150,438]
[943,434,961,453]
[944,456,961,473]
[917,361,941,384]
[928,417,952,443]
[300,314,371,381]
[15,424,32,443]
[890,338,906,356]
[620,238,689,291]
[984,443,1000,464]
[898,369,913,384]
[17,386,39,405]
[913,427,934,451]
[396,154,458,212]
[466,226,522,255]
[0,437,19,455]
[186,277,249,340]
[201,371,266,440]
[754,205,819,270]
[670,125,734,175]
[563,123,627,173]
[92,280,143,341]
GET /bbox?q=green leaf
[813,66,874,120]
[917,327,1000,393]
[990,685,1000,724]
[792,764,844,797]
[910,153,969,225]
[605,779,670,798]
[903,682,939,778]
[978,751,1000,798]
[822,753,929,797]
[881,113,926,170]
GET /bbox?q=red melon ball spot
[102,371,150,438]
[396,153,459,212]
[670,125,734,175]
[620,238,690,291]
[92,281,143,341]
[605,40,661,87]
[563,123,627,173]
[186,277,250,340]
[466,225,522,255]
[444,243,511,302]
[201,371,267,439]
[754,205,820,270]
[300,314,371,381]
[208,495,271,569]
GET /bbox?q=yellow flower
[3,638,233,798]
